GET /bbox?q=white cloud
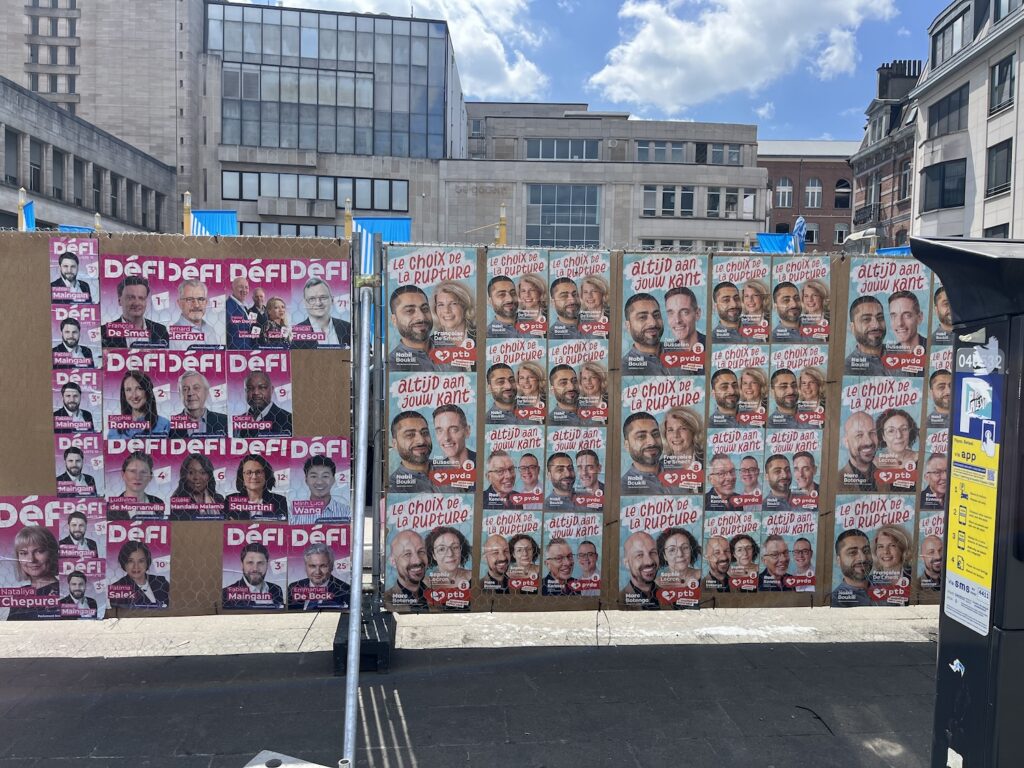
[897,26,911,36]
[232,0,549,100]
[754,101,775,120]
[587,0,898,115]
[557,0,579,12]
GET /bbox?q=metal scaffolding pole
[339,235,378,768]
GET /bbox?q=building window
[469,118,483,136]
[775,177,792,208]
[995,0,1023,22]
[709,143,741,165]
[639,239,694,251]
[866,171,881,205]
[29,45,39,63]
[928,83,970,138]
[525,138,599,160]
[804,177,822,208]
[990,55,1015,113]
[73,158,83,205]
[895,229,908,245]
[834,223,849,245]
[834,179,851,209]
[29,140,42,193]
[636,140,685,163]
[805,223,819,245]
[52,149,64,198]
[92,166,102,211]
[525,184,600,248]
[110,173,120,217]
[868,114,887,144]
[984,223,1010,238]
[222,171,240,200]
[921,158,967,212]
[899,160,912,200]
[986,139,1012,196]
[775,223,790,234]
[5,130,20,184]
[932,11,968,68]
[642,184,694,217]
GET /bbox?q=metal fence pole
[370,234,384,610]
[341,255,377,767]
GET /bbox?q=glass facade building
[207,2,451,158]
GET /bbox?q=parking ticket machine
[912,237,1024,768]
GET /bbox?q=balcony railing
[854,202,880,225]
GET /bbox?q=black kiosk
[912,236,1024,768]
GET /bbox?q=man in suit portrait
[59,511,99,556]
[169,279,223,350]
[100,275,169,348]
[226,276,255,350]
[233,370,292,438]
[169,371,228,438]
[51,252,93,303]
[222,542,284,609]
[291,278,351,349]
[53,382,95,433]
[287,542,350,610]
[56,447,98,497]
[58,571,98,617]
[52,317,95,369]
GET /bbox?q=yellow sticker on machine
[947,435,998,591]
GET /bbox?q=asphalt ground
[0,637,938,768]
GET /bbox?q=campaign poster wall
[483,425,544,511]
[704,507,760,593]
[0,497,63,620]
[486,336,548,425]
[479,509,542,594]
[705,427,764,514]
[832,495,915,607]
[485,247,548,338]
[387,372,476,493]
[104,437,173,520]
[227,259,291,350]
[765,429,821,512]
[222,437,289,521]
[57,497,107,561]
[386,245,478,372]
[385,493,474,611]
[50,237,99,305]
[549,339,608,426]
[917,509,944,594]
[619,496,703,609]
[288,258,352,349]
[286,437,352,524]
[52,304,101,369]
[710,345,768,427]
[769,345,828,429]
[770,255,831,343]
[99,253,175,349]
[838,376,924,494]
[165,257,227,351]
[710,255,770,343]
[226,350,292,438]
[55,432,104,498]
[287,523,351,610]
[621,252,708,376]
[52,368,103,434]
[620,376,704,494]
[221,522,288,610]
[760,508,817,593]
[105,520,171,610]
[548,250,611,340]
[546,426,606,512]
[542,511,602,597]
[845,257,931,376]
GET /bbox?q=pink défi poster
[51,304,101,369]
[52,368,103,434]
[50,237,99,305]
[227,351,293,438]
[286,524,351,610]
[0,497,63,620]
[288,259,351,349]
[99,254,175,349]
[105,520,171,610]
[285,437,352,525]
[222,522,288,610]
[55,433,104,498]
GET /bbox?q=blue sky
[238,0,946,140]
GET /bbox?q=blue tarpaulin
[57,225,94,233]
[353,216,412,273]
[21,201,35,231]
[876,246,912,256]
[755,233,797,254]
[191,210,238,236]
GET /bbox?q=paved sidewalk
[0,605,938,657]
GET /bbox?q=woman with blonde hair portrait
[739,367,768,422]
[580,274,610,320]
[798,366,826,411]
[872,525,912,583]
[516,361,546,412]
[516,273,548,321]
[801,279,831,324]
[742,279,770,323]
[579,360,608,409]
[431,280,476,347]
[662,406,704,469]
